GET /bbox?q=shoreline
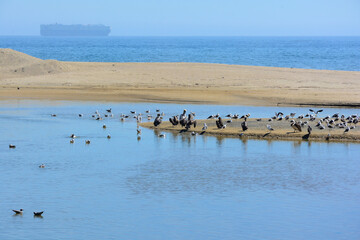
[1,49,359,107]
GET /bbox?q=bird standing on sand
[307,125,312,135]
[154,114,162,127]
[267,124,274,131]
[241,121,248,131]
[216,117,224,129]
[290,121,302,132]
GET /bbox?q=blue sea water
[1,36,359,71]
[0,101,360,240]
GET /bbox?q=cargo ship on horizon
[40,24,111,36]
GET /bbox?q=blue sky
[0,0,359,36]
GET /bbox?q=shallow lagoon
[0,100,359,240]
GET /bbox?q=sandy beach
[140,118,360,142]
[1,48,359,106]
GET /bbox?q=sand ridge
[0,48,359,106]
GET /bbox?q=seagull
[267,124,274,131]
[12,209,23,214]
[202,123,208,131]
[33,211,44,217]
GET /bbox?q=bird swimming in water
[106,108,112,113]
[12,209,23,214]
[137,129,142,135]
[9,144,16,149]
[70,139,75,144]
[39,164,45,168]
[33,211,44,217]
[85,140,91,144]
[103,124,106,129]
[107,134,111,139]
[158,134,166,138]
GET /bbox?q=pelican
[33,211,44,216]
[241,121,248,131]
[202,123,208,131]
[154,114,162,127]
[267,124,274,131]
[216,117,224,129]
[9,144,16,149]
[290,121,302,132]
[12,209,23,214]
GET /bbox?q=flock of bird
[156,108,359,137]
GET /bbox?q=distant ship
[40,24,111,36]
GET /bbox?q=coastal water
[1,36,360,71]
[0,100,360,240]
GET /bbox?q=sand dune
[0,48,359,106]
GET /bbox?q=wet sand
[1,48,360,107]
[140,118,360,142]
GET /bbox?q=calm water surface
[1,36,359,71]
[0,100,360,240]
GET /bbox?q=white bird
[202,123,208,131]
[267,124,274,131]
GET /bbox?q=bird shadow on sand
[199,131,206,135]
[263,132,271,137]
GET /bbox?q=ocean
[0,36,359,71]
